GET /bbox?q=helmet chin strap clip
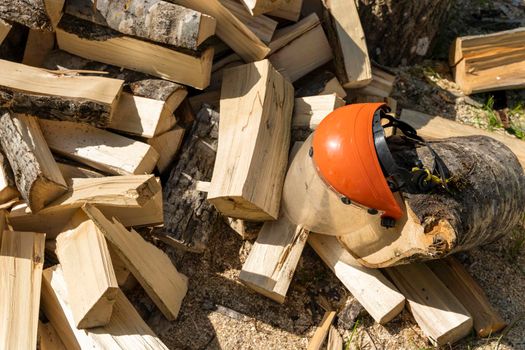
[372,108,451,227]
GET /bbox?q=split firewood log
[339,135,525,268]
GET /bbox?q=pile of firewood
[0,0,524,349]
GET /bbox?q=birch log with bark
[339,135,525,267]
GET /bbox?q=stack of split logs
[0,0,523,349]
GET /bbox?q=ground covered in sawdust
[128,1,525,349]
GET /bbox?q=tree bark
[153,106,221,253]
[339,135,525,267]
[358,0,452,66]
[0,0,62,31]
[65,0,214,50]
[0,112,67,213]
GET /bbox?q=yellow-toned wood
[0,230,46,350]
[293,94,345,129]
[23,29,55,67]
[41,265,169,349]
[268,0,303,21]
[240,0,288,16]
[56,24,214,89]
[84,205,187,321]
[208,60,294,220]
[39,119,159,175]
[0,18,12,44]
[38,321,67,350]
[147,126,185,173]
[307,310,337,350]
[56,211,118,329]
[221,0,277,43]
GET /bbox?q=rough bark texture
[0,0,54,30]
[0,87,113,128]
[154,106,221,253]
[393,135,525,254]
[0,112,67,212]
[358,0,452,66]
[65,0,204,50]
[43,50,186,101]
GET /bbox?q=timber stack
[0,0,523,349]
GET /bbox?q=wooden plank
[56,16,214,89]
[39,119,159,175]
[208,59,294,220]
[0,59,123,127]
[41,265,169,350]
[57,161,104,183]
[385,263,473,346]
[308,234,405,324]
[169,0,270,62]
[269,13,319,54]
[427,257,507,337]
[0,113,67,213]
[38,322,67,350]
[323,0,372,88]
[221,0,278,43]
[65,0,216,49]
[0,149,19,205]
[146,126,185,173]
[239,0,288,16]
[189,90,221,113]
[0,0,64,30]
[0,18,11,44]
[327,325,343,350]
[400,109,525,169]
[307,310,336,350]
[240,215,309,303]
[22,29,55,67]
[56,210,118,329]
[0,230,46,350]
[293,94,345,129]
[84,205,188,321]
[269,22,333,82]
[8,175,162,236]
[450,28,525,94]
[268,0,304,21]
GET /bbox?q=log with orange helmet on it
[281,103,450,235]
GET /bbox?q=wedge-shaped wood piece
[8,175,162,236]
[110,92,183,138]
[240,215,308,303]
[269,13,319,53]
[38,321,67,350]
[0,18,12,44]
[56,210,118,329]
[0,59,123,128]
[427,257,507,337]
[400,109,525,169]
[0,149,19,205]
[146,126,185,173]
[450,28,525,94]
[0,0,64,30]
[171,0,269,62]
[0,113,67,213]
[239,0,287,16]
[308,234,405,324]
[269,22,333,82]
[56,16,214,89]
[39,119,159,175]
[385,263,473,346]
[351,66,396,98]
[293,94,345,130]
[323,0,372,88]
[22,29,55,67]
[295,70,347,98]
[208,60,294,220]
[84,205,188,321]
[57,162,104,184]
[41,265,170,350]
[268,0,303,21]
[221,0,277,43]
[65,0,216,49]
[0,230,46,350]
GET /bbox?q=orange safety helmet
[312,103,404,225]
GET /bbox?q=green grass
[482,96,525,140]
